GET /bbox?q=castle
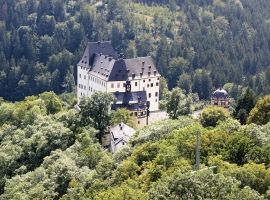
[77,41,161,128]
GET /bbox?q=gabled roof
[90,54,116,80]
[77,41,160,81]
[110,122,136,140]
[125,56,160,78]
[77,41,118,68]
[114,91,147,104]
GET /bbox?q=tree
[111,108,136,129]
[165,87,192,119]
[200,106,231,128]
[234,87,256,124]
[148,169,260,200]
[177,73,191,94]
[39,91,62,114]
[159,77,168,100]
[247,95,270,125]
[124,40,137,59]
[111,22,124,53]
[225,132,255,165]
[167,57,189,89]
[79,92,115,141]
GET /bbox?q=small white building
[77,41,161,111]
[109,123,136,153]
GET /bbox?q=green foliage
[200,106,231,127]
[148,169,261,200]
[158,77,168,101]
[130,116,196,146]
[247,95,270,125]
[79,91,115,140]
[234,87,257,124]
[39,91,62,115]
[2,0,270,198]
[111,108,136,129]
[111,159,140,184]
[94,184,148,200]
[225,132,255,165]
[165,87,192,119]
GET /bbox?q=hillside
[1,0,270,198]
[0,0,270,101]
[1,94,270,198]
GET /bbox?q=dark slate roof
[77,41,118,68]
[125,56,160,79]
[108,59,128,81]
[78,42,160,81]
[212,87,230,99]
[90,54,116,80]
[114,91,147,103]
[90,56,160,81]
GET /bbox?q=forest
[1,0,270,199]
[1,91,270,199]
[0,0,270,101]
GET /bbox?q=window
[143,80,145,83]
[117,83,120,88]
[155,92,158,97]
[138,120,140,124]
[79,84,81,88]
[155,99,157,102]
[135,82,137,86]
[91,87,92,92]
[156,82,159,86]
[89,86,90,91]
[149,93,151,98]
[84,75,86,79]
[84,85,86,90]
[143,87,145,91]
[147,84,149,87]
[134,112,137,116]
[157,77,160,80]
[122,142,125,145]
[123,83,126,87]
[149,79,151,82]
[79,74,81,78]
[111,83,114,88]
[151,83,153,87]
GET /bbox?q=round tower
[210,87,230,111]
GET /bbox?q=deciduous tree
[200,106,231,128]
[79,92,115,141]
[166,87,192,119]
[247,94,270,125]
[111,108,136,129]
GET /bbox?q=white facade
[77,66,107,98]
[77,42,161,111]
[77,72,160,111]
